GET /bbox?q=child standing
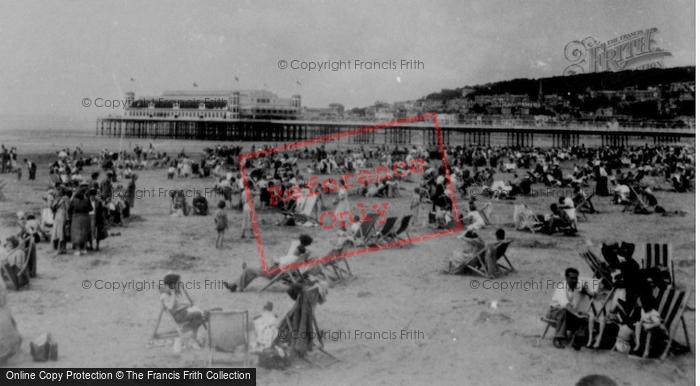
[410,187,421,225]
[16,165,22,181]
[241,181,257,238]
[214,200,228,248]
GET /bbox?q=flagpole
[112,75,125,153]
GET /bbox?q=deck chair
[579,250,614,290]
[622,185,645,213]
[0,180,6,201]
[644,243,675,288]
[575,193,595,221]
[207,310,250,366]
[322,239,356,282]
[152,287,197,341]
[539,278,596,347]
[353,213,380,246]
[477,203,492,226]
[513,204,542,233]
[465,239,514,279]
[258,240,306,292]
[387,215,412,242]
[370,216,398,245]
[283,192,319,225]
[656,288,692,360]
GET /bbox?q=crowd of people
[0,138,693,368]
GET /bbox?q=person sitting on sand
[460,201,486,231]
[0,237,28,289]
[431,204,455,229]
[193,192,209,216]
[224,234,319,292]
[170,190,189,217]
[611,181,630,204]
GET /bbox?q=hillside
[422,66,695,101]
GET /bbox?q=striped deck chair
[655,288,692,360]
[644,243,674,288]
[579,250,614,290]
[578,250,616,319]
[371,216,398,245]
[0,180,6,201]
[387,215,412,242]
[353,213,380,246]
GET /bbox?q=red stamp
[239,113,462,276]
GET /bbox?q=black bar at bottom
[3,369,255,385]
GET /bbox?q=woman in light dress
[334,180,352,229]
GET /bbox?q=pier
[96,117,695,147]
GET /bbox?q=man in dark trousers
[24,159,37,180]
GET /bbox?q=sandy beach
[0,129,694,386]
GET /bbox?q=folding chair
[656,288,692,360]
[282,193,320,225]
[258,240,306,292]
[575,193,595,222]
[477,203,492,226]
[644,243,675,288]
[152,287,195,341]
[0,180,6,201]
[579,250,614,290]
[513,204,541,233]
[322,239,356,283]
[388,215,412,242]
[622,185,645,213]
[464,239,514,279]
[207,310,250,366]
[370,216,398,245]
[353,213,380,246]
[539,280,595,347]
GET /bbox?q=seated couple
[444,228,507,277]
[225,234,321,292]
[538,200,577,235]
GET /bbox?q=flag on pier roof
[297,80,302,86]
[235,77,239,81]
[193,82,198,87]
[130,78,134,81]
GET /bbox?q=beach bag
[30,333,58,362]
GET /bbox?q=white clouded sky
[0,0,694,124]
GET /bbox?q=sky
[0,0,695,128]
